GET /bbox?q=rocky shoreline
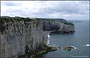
[0,16,75,58]
[18,45,57,58]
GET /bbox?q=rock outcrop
[0,16,75,58]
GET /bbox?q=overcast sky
[1,1,89,20]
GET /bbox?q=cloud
[1,1,89,20]
[2,1,20,6]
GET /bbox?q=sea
[43,20,90,58]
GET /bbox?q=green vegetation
[0,16,11,22]
[18,45,57,58]
[63,21,74,26]
[0,16,36,22]
[0,16,74,33]
[0,16,74,26]
[0,16,35,33]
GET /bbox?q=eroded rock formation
[0,16,75,58]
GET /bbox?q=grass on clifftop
[0,16,36,22]
[0,16,74,26]
[63,22,74,26]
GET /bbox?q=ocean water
[43,20,90,58]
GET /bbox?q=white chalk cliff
[0,16,75,58]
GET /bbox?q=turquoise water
[43,20,89,58]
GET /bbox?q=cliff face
[0,16,75,58]
[42,18,75,32]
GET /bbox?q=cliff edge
[0,16,75,58]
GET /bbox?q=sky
[1,1,89,20]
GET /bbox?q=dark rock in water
[58,46,61,49]
[18,45,57,58]
[63,46,74,51]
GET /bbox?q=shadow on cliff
[18,45,57,58]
